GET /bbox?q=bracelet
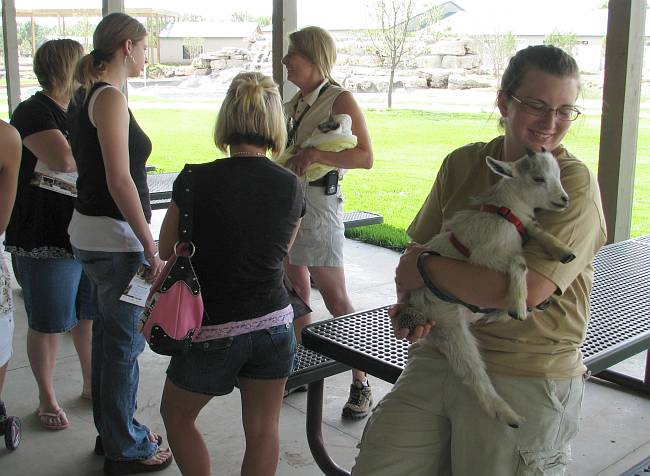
[416,250,442,294]
[416,250,497,315]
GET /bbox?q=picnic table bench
[146,172,384,228]
[288,235,650,475]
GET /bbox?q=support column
[272,0,297,100]
[598,0,646,242]
[102,0,124,16]
[1,0,20,114]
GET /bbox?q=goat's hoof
[507,310,527,321]
[536,298,552,310]
[495,406,525,428]
[560,253,576,264]
[395,308,428,330]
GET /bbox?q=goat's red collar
[446,206,529,259]
[480,204,529,243]
[448,232,471,258]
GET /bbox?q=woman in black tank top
[67,13,172,473]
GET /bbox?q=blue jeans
[73,248,157,461]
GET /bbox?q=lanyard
[287,82,331,147]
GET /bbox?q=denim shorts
[13,255,97,333]
[166,322,296,396]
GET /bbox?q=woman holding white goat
[352,45,606,476]
[280,26,375,418]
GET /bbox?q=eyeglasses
[509,94,581,122]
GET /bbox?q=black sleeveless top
[172,158,305,324]
[68,82,152,222]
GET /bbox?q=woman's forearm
[23,130,76,172]
[422,255,510,308]
[311,146,373,170]
[420,254,555,309]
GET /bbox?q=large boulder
[430,39,467,56]
[415,55,443,68]
[447,73,492,90]
[417,68,451,88]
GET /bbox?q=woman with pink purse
[158,72,305,476]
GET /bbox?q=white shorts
[0,312,15,367]
[288,183,345,267]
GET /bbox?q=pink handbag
[140,166,204,356]
[140,242,203,355]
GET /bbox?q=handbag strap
[177,165,195,243]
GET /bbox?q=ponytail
[215,72,287,158]
[73,12,147,102]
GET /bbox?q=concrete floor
[1,218,649,475]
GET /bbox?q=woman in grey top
[280,26,375,419]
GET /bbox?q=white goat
[396,149,575,427]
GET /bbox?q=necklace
[230,151,267,158]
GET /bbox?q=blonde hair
[288,26,340,86]
[74,13,147,98]
[214,72,287,158]
[34,39,84,97]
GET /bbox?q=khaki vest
[284,84,346,147]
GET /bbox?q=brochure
[31,160,78,197]
[119,264,152,307]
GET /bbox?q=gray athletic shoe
[342,380,373,419]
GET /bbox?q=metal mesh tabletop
[286,345,350,389]
[343,211,383,229]
[582,237,650,374]
[303,236,650,384]
[147,172,178,202]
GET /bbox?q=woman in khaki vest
[280,26,375,419]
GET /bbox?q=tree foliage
[369,0,415,108]
[17,21,56,56]
[367,0,441,108]
[544,30,577,56]
[231,10,270,27]
[479,32,517,83]
[183,37,204,61]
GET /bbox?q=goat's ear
[525,147,535,157]
[540,146,546,153]
[486,156,514,178]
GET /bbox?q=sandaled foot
[36,408,70,431]
[81,389,92,400]
[95,432,163,456]
[103,448,173,475]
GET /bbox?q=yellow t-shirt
[407,136,607,378]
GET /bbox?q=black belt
[308,176,328,186]
[308,169,339,195]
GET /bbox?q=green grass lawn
[134,107,650,250]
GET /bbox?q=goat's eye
[533,176,546,184]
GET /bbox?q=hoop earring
[124,54,135,65]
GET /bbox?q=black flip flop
[103,450,173,475]
[94,434,164,456]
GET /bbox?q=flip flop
[104,448,173,475]
[36,408,70,431]
[81,390,92,401]
[94,433,164,456]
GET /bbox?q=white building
[159,21,261,64]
